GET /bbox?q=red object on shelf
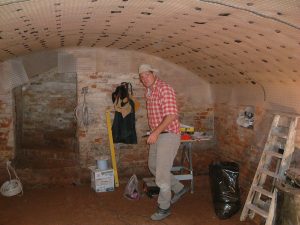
[181,133,192,140]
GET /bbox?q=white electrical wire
[0,161,23,197]
[74,87,92,132]
[74,101,89,131]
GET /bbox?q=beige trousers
[148,133,184,209]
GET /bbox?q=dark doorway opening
[13,70,79,185]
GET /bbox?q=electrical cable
[0,161,23,197]
[74,87,92,132]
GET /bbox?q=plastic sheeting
[209,161,241,219]
[0,59,28,93]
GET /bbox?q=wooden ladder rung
[252,186,273,198]
[265,151,283,159]
[240,114,298,224]
[246,203,268,218]
[260,168,280,179]
[272,131,287,139]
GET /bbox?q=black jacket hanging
[111,83,137,144]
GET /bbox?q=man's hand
[146,114,177,144]
[147,131,159,144]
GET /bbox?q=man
[138,64,189,221]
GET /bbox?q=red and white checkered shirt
[146,78,180,134]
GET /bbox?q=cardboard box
[90,166,114,192]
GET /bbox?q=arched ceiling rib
[0,0,299,84]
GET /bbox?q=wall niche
[13,68,78,173]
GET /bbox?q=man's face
[139,71,156,88]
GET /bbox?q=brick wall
[179,106,216,174]
[18,68,77,149]
[214,104,263,192]
[72,48,216,181]
[2,48,300,188]
[214,103,300,194]
[0,92,14,182]
[0,48,215,185]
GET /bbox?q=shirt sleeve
[160,85,178,117]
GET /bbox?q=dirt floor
[0,176,256,225]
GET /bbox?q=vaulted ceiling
[0,0,299,85]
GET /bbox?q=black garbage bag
[209,161,241,219]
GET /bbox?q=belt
[142,131,170,137]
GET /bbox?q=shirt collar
[150,76,158,90]
[146,77,159,98]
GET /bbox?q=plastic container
[96,157,109,171]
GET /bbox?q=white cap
[138,64,159,74]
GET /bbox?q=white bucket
[96,157,109,171]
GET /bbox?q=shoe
[171,186,190,204]
[150,207,171,221]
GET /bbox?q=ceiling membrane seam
[0,0,30,6]
[1,32,186,48]
[87,0,188,19]
[1,29,228,51]
[198,0,300,30]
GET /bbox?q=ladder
[240,114,299,225]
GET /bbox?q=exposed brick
[0,50,220,186]
[213,103,300,196]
